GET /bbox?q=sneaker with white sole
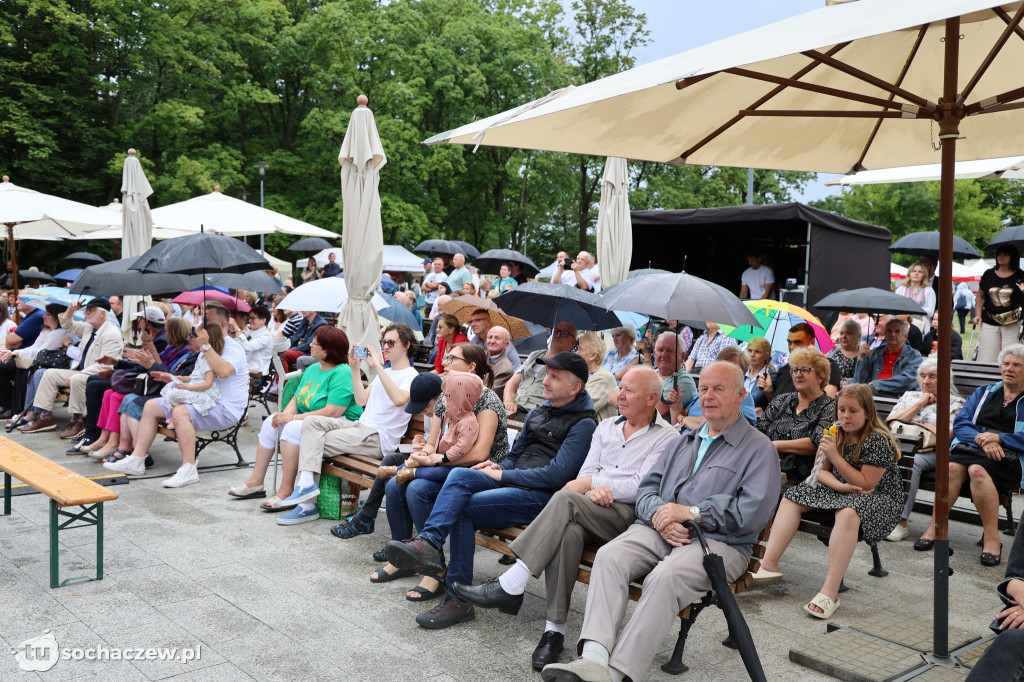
[277,506,320,525]
[281,482,320,505]
[162,464,199,488]
[885,524,908,542]
[103,455,146,477]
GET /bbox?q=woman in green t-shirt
[230,326,361,500]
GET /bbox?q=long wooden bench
[155,403,250,468]
[0,437,118,588]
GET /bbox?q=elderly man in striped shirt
[452,366,679,671]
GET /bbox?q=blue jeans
[385,477,443,541]
[418,468,552,590]
[966,629,1024,681]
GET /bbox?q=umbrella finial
[214,185,221,193]
[127,148,136,157]
[357,95,368,107]
[1,176,8,183]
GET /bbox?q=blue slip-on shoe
[277,506,320,526]
[281,483,320,505]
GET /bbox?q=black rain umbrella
[286,237,334,252]
[449,240,481,259]
[4,270,55,286]
[815,287,926,317]
[889,231,979,260]
[494,282,621,331]
[679,521,767,682]
[413,239,460,256]
[599,273,760,328]
[473,249,540,277]
[60,252,105,268]
[70,258,192,297]
[130,232,270,275]
[985,225,1024,252]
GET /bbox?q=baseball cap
[132,305,166,325]
[422,258,432,265]
[538,352,589,387]
[84,297,111,311]
[405,372,444,414]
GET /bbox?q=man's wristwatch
[689,505,702,524]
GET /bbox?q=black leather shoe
[451,577,523,615]
[0,409,12,420]
[415,594,475,629]
[913,538,935,551]
[385,537,445,578]
[532,631,564,670]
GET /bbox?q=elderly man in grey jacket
[542,361,781,682]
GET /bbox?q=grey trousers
[509,490,635,623]
[297,415,382,475]
[579,523,747,682]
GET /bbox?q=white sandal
[804,592,840,619]
[228,484,266,499]
[751,567,784,585]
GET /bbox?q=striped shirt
[577,412,679,504]
[688,331,737,370]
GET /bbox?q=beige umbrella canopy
[425,0,1024,660]
[439,295,532,339]
[337,95,387,367]
[120,149,155,336]
[595,157,631,288]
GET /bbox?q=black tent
[629,203,891,318]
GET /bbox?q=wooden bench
[320,413,431,492]
[951,360,1000,397]
[796,433,922,580]
[475,517,775,675]
[0,437,118,588]
[156,404,250,468]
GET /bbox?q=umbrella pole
[930,16,960,663]
[6,223,18,323]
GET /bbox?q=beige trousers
[33,369,88,415]
[578,523,747,682]
[297,415,382,474]
[509,490,634,623]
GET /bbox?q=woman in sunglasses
[756,346,836,483]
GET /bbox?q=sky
[622,0,846,204]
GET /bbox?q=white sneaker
[162,464,199,488]
[103,455,146,477]
[885,524,908,542]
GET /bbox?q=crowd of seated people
[6,272,1021,681]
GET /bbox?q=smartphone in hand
[353,345,369,359]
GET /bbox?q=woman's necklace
[1003,390,1021,407]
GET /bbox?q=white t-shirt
[359,365,419,455]
[741,265,775,299]
[423,271,448,305]
[559,267,597,291]
[217,337,251,420]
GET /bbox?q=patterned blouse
[602,347,639,376]
[757,391,836,479]
[891,391,966,426]
[826,347,859,380]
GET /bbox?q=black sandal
[370,564,415,583]
[981,544,1003,567]
[407,573,445,602]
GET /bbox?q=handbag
[134,374,164,397]
[889,420,936,451]
[110,369,140,394]
[951,442,1021,463]
[30,348,71,371]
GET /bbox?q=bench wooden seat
[155,403,250,468]
[0,437,117,588]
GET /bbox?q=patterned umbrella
[439,295,532,340]
[721,300,834,365]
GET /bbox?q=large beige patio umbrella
[595,157,631,288]
[828,154,1024,184]
[120,149,155,337]
[337,95,387,368]
[425,0,1024,659]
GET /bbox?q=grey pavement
[0,406,1015,681]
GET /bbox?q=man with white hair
[422,258,448,310]
[542,362,780,682]
[555,251,598,292]
[468,308,521,371]
[486,325,515,396]
[854,317,923,397]
[446,253,472,293]
[19,297,124,435]
[652,331,698,425]
[453,367,677,669]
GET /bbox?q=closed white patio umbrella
[337,95,387,365]
[120,149,155,336]
[595,157,631,288]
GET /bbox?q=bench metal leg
[49,500,104,589]
[3,471,10,516]
[1004,496,1016,537]
[867,541,888,577]
[662,597,713,675]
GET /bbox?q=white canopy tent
[381,244,428,273]
[151,188,337,238]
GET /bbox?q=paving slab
[790,628,924,682]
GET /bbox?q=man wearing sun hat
[19,297,124,435]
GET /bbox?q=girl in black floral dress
[753,383,902,620]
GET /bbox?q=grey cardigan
[635,415,781,560]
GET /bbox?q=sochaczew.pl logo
[12,630,201,671]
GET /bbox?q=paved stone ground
[0,409,1015,681]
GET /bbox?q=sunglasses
[189,330,199,339]
[552,328,574,338]
[380,339,398,348]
